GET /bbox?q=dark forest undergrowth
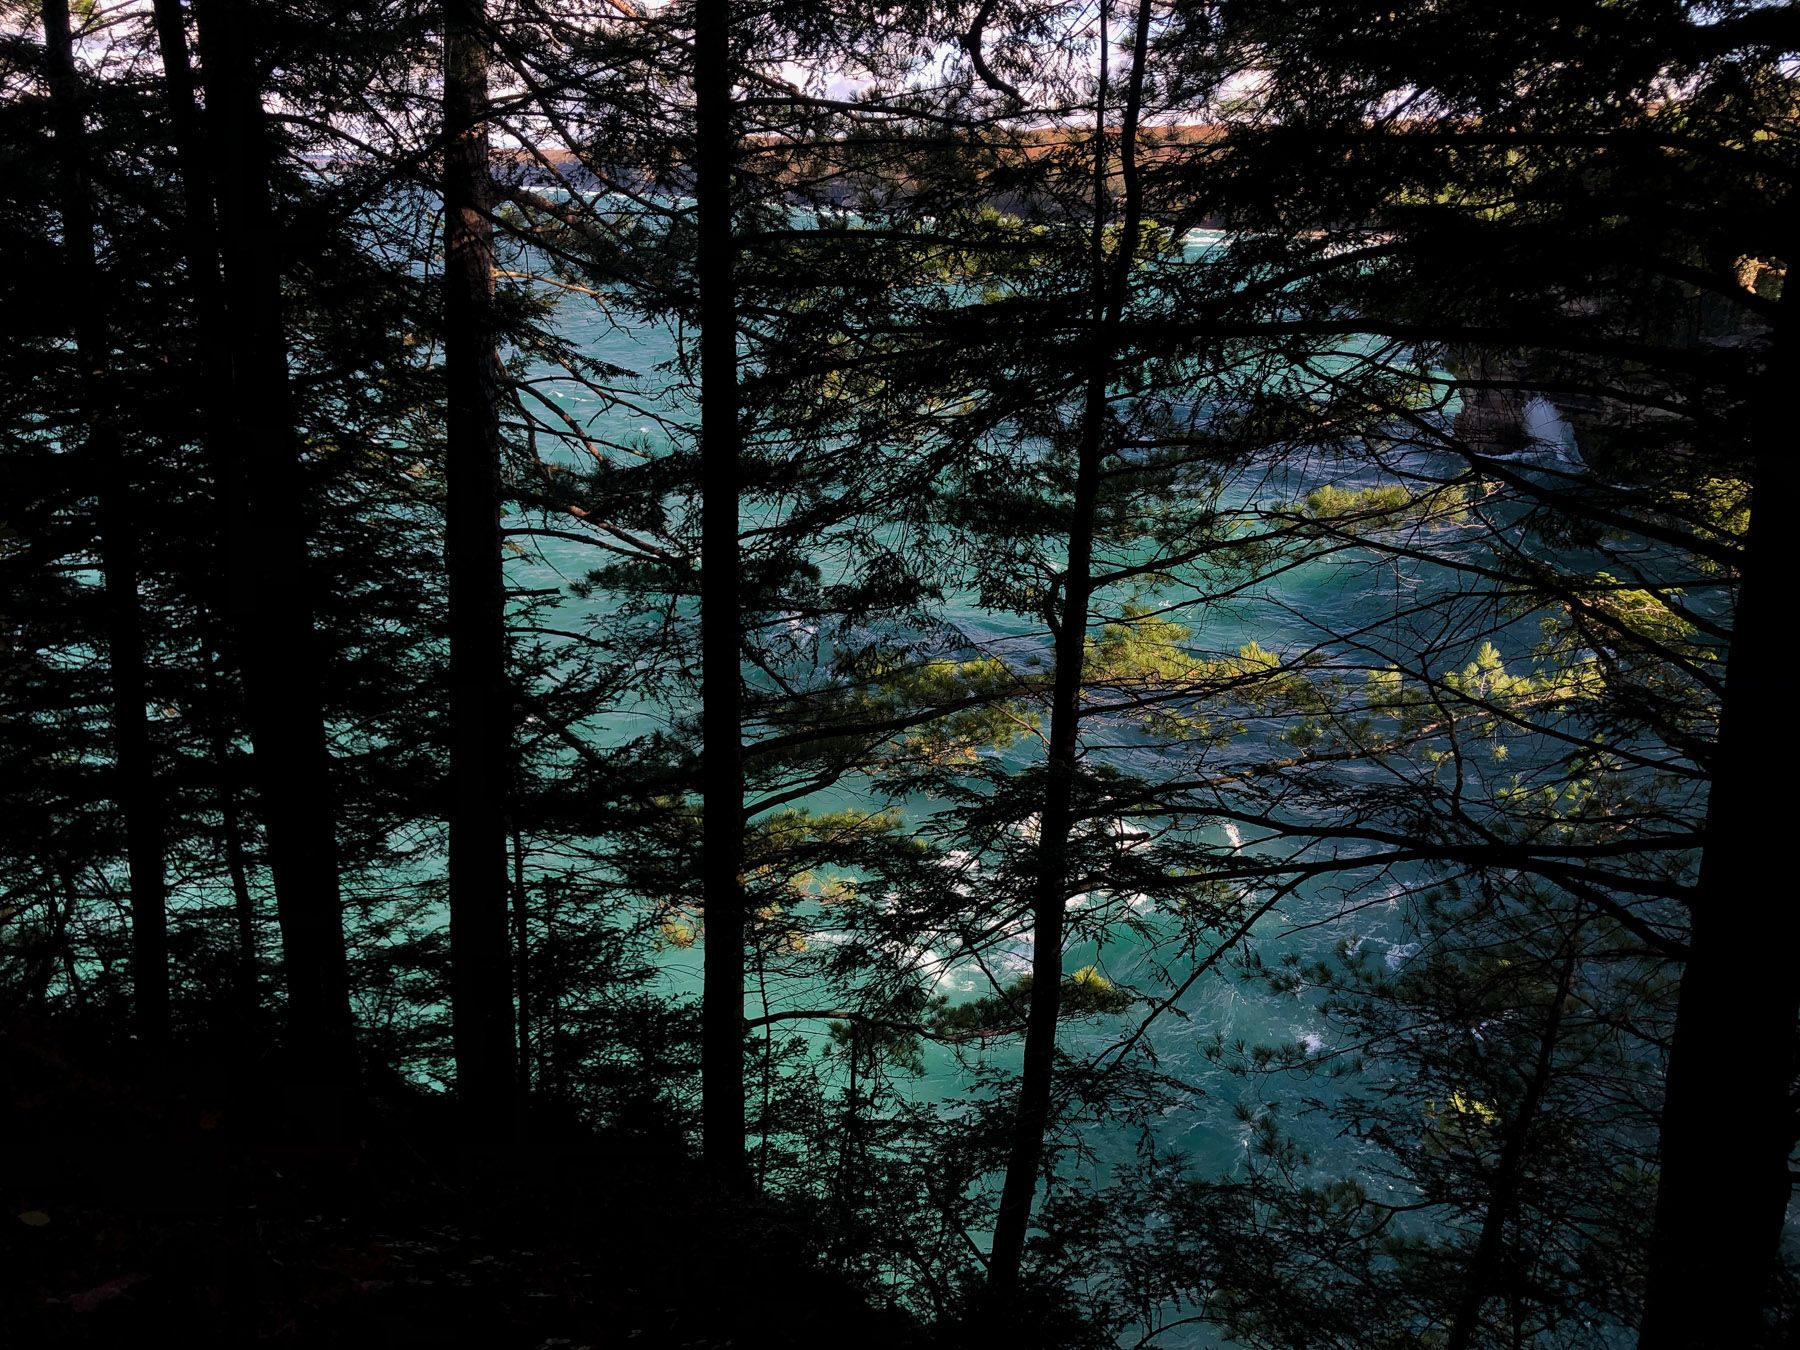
[2,1018,925,1348]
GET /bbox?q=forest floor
[1,1017,923,1347]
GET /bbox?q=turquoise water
[500,239,1623,1341]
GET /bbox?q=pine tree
[1134,1,1800,1340]
[38,0,169,1045]
[182,0,358,1108]
[444,0,518,1157]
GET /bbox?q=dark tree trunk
[512,823,531,1093]
[185,0,356,1110]
[34,878,67,1007]
[152,2,264,1037]
[988,0,1153,1294]
[694,0,749,1192]
[1639,268,1800,1348]
[444,0,516,1156]
[51,862,84,1005]
[223,776,259,1009]
[41,0,169,1048]
[1447,949,1577,1349]
[148,0,236,647]
[206,650,260,1018]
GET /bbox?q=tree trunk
[512,822,532,1094]
[223,778,259,1013]
[186,0,357,1112]
[694,0,749,1192]
[152,1,266,1040]
[987,0,1153,1294]
[1639,263,1800,1348]
[1447,948,1577,1349]
[209,651,260,1020]
[444,0,516,1157]
[41,0,169,1048]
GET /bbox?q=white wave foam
[1384,941,1421,971]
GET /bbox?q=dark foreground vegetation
[2,1018,921,1347]
[4,0,1797,1345]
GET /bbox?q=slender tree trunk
[224,782,258,1007]
[1446,948,1577,1349]
[41,0,169,1048]
[185,0,356,1110]
[1639,268,1800,1349]
[152,0,265,1040]
[34,878,63,1007]
[444,0,516,1156]
[988,0,1152,1293]
[147,0,232,537]
[756,944,772,1191]
[511,822,531,1094]
[694,0,749,1191]
[838,1024,862,1228]
[207,650,259,1019]
[51,861,83,1005]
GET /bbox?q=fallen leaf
[72,1273,147,1313]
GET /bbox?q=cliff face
[1450,264,1782,463]
[1451,351,1532,453]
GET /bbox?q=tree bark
[694,0,749,1191]
[444,0,516,1156]
[41,0,169,1048]
[1639,258,1800,1349]
[987,0,1153,1294]
[185,0,357,1110]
